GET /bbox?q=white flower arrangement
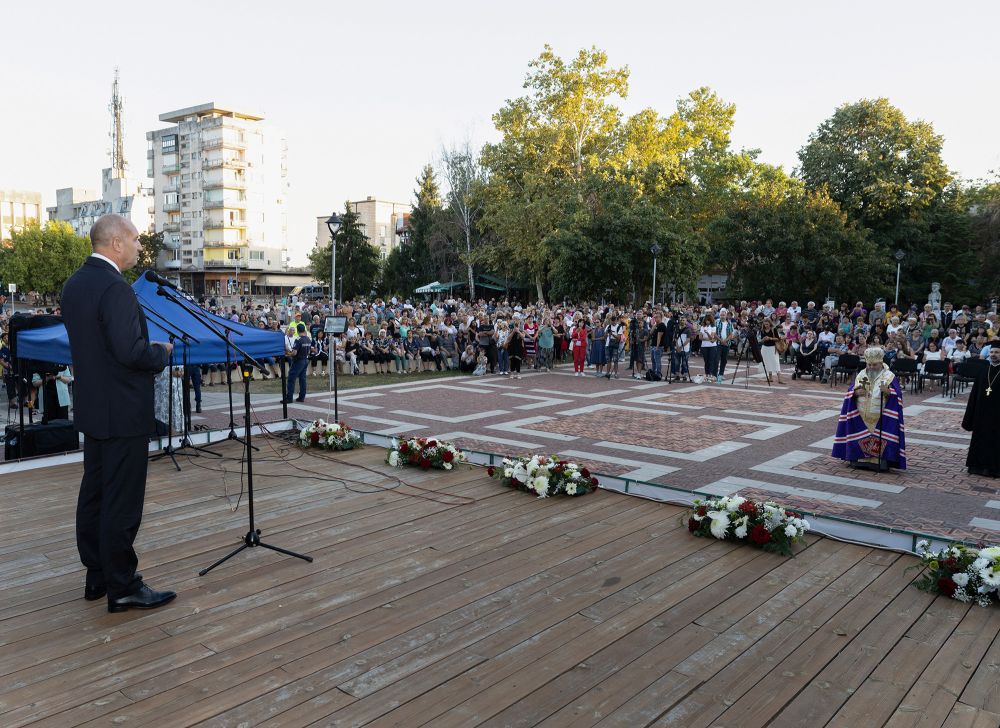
[913,540,1000,606]
[298,419,363,451]
[488,455,599,498]
[688,496,810,556]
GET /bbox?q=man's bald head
[90,214,141,272]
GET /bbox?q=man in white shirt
[787,301,801,323]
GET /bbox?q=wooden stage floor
[3,437,1000,727]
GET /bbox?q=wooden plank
[884,604,1000,728]
[941,702,1000,728]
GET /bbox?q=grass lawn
[205,367,468,396]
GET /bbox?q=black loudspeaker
[5,420,78,460]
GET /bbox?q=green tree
[441,141,486,299]
[0,221,91,302]
[711,180,891,303]
[308,202,381,301]
[381,165,443,297]
[797,98,953,295]
[479,45,629,301]
[123,230,165,283]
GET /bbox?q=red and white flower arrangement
[298,419,363,451]
[688,495,809,556]
[487,454,599,497]
[912,540,1000,607]
[386,436,466,471]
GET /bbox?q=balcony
[163,259,182,270]
[203,240,248,248]
[162,237,182,250]
[202,157,248,170]
[202,178,247,191]
[162,222,180,233]
[161,164,181,174]
[204,219,248,229]
[203,199,246,210]
[201,137,246,151]
[163,202,180,212]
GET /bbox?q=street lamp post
[650,243,662,307]
[894,249,905,306]
[325,212,343,406]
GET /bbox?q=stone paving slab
[185,359,997,546]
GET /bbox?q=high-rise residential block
[147,103,289,296]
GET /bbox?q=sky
[3,0,998,265]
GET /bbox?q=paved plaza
[186,359,993,546]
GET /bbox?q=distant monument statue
[928,282,942,314]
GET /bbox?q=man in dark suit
[61,214,177,613]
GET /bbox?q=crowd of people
[2,290,998,417]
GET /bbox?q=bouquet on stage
[387,436,466,471]
[299,419,363,451]
[831,346,906,470]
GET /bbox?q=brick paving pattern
[184,360,997,546]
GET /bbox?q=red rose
[688,518,698,533]
[310,432,320,443]
[581,468,591,478]
[696,506,708,517]
[442,450,454,463]
[420,457,431,470]
[409,452,419,464]
[487,466,495,477]
[738,501,757,515]
[590,477,599,487]
[427,440,437,448]
[750,524,772,545]
[399,442,409,453]
[937,577,957,597]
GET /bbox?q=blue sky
[3,0,997,263]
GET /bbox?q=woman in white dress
[759,319,784,384]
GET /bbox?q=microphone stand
[152,286,313,575]
[223,329,258,451]
[148,335,181,471]
[174,340,222,458]
[143,307,195,471]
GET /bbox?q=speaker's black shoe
[107,583,176,613]
[84,584,106,601]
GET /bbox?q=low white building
[47,168,153,238]
[1,190,44,242]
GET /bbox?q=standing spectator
[649,313,667,379]
[700,313,720,383]
[571,319,588,375]
[759,319,784,384]
[506,321,525,379]
[537,317,555,371]
[283,322,311,403]
[716,309,735,382]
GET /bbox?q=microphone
[144,270,179,290]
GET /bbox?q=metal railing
[203,199,246,209]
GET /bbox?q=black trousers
[76,435,149,598]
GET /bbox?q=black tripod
[151,286,312,575]
[199,361,313,575]
[729,328,770,389]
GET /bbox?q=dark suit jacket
[61,257,169,438]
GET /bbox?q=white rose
[735,524,748,539]
[952,572,970,587]
[504,468,513,478]
[727,496,746,513]
[444,462,453,470]
[387,451,399,467]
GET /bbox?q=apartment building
[313,197,411,260]
[47,168,153,239]
[0,190,43,242]
[147,102,289,296]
